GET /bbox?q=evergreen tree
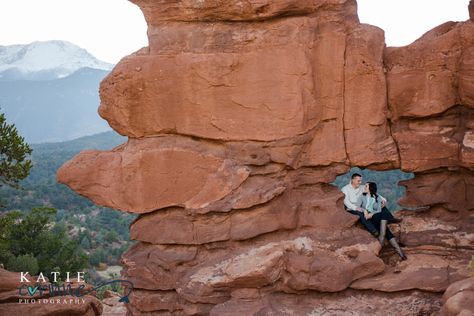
[0,109,32,192]
[80,236,91,249]
[6,253,39,275]
[0,207,88,275]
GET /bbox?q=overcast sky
[0,0,470,64]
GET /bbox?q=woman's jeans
[346,208,378,235]
[345,206,396,238]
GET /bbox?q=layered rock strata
[57,0,474,314]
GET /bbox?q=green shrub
[6,253,39,275]
[0,207,88,275]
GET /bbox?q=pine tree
[0,109,32,193]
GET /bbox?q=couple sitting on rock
[341,173,407,260]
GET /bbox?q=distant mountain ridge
[0,40,115,143]
[0,40,113,81]
[0,67,112,143]
[0,130,127,212]
[31,130,127,153]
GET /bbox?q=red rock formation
[56,0,474,314]
[101,290,127,316]
[439,277,474,315]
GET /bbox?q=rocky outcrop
[56,0,474,315]
[208,289,443,315]
[101,290,127,316]
[439,277,474,316]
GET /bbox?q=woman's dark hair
[367,181,379,202]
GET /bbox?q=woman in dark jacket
[358,182,407,260]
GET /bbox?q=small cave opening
[331,167,414,213]
[330,167,416,262]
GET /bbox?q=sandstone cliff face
[57,0,474,315]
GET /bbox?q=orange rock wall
[57,0,474,314]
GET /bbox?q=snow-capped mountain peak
[0,40,114,80]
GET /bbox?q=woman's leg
[381,207,403,223]
[389,237,407,260]
[371,213,394,245]
[378,220,388,245]
[372,212,406,259]
[380,208,396,220]
[370,212,383,241]
[378,223,397,245]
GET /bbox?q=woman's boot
[378,219,388,245]
[389,237,407,260]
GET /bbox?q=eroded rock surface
[56,0,474,314]
[439,277,474,316]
